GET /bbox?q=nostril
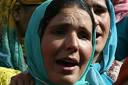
[65,41,78,53]
[67,46,78,53]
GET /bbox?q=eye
[51,27,67,36]
[93,6,107,15]
[78,30,90,40]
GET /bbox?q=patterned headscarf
[112,0,128,23]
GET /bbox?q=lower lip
[96,36,102,41]
[56,64,78,74]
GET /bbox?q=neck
[93,52,102,63]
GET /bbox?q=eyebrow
[50,23,92,36]
[49,23,70,29]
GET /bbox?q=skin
[86,0,110,62]
[41,6,93,85]
[10,0,111,84]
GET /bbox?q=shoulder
[0,67,21,85]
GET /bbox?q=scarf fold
[0,0,27,71]
[86,1,117,84]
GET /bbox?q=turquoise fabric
[25,0,117,85]
[0,28,26,71]
[0,0,27,71]
[86,0,117,85]
[25,1,53,85]
[115,17,128,60]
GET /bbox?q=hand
[10,72,34,85]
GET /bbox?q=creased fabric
[86,0,117,84]
[113,0,128,23]
[0,0,27,71]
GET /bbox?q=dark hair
[39,0,95,38]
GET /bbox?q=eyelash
[93,7,107,15]
[51,28,66,36]
[51,28,90,40]
[78,31,90,40]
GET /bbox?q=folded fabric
[113,0,128,22]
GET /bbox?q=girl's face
[41,6,93,85]
[87,0,110,62]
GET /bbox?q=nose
[64,32,79,53]
[94,15,100,26]
[92,10,100,26]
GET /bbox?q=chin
[96,39,106,52]
[49,74,78,85]
[95,45,103,53]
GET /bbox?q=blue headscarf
[25,0,117,85]
[86,0,117,85]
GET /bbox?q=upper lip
[56,57,79,67]
[96,29,102,38]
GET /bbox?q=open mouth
[96,31,102,39]
[56,57,79,67]
[96,27,103,39]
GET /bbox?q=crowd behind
[0,0,128,85]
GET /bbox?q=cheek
[80,41,92,61]
[41,38,63,59]
[102,14,110,33]
[79,42,92,72]
[86,47,92,60]
[41,40,50,66]
[41,39,60,69]
[87,48,92,58]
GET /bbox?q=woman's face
[87,0,110,61]
[41,6,93,85]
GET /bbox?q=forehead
[48,6,92,28]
